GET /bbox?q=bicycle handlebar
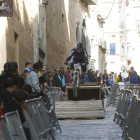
[66,63,86,66]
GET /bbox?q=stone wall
[2,0,106,73]
[6,0,34,74]
[46,0,91,70]
[46,0,106,72]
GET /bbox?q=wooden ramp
[55,100,105,119]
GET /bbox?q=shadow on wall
[6,0,34,74]
[46,0,90,71]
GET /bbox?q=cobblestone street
[55,107,123,140]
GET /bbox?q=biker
[64,42,89,83]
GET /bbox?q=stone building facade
[46,0,106,72]
[0,0,106,73]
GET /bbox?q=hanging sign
[0,0,13,17]
[110,43,116,55]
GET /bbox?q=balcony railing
[82,0,98,5]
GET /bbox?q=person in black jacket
[0,62,18,88]
[53,69,62,88]
[102,70,109,85]
[48,76,53,86]
[91,71,98,82]
[97,73,103,82]
[118,72,122,82]
[87,70,92,82]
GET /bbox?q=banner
[0,0,13,17]
[110,43,116,55]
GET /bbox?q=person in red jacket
[65,67,72,83]
[0,97,4,117]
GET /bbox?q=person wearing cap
[25,62,32,73]
[65,67,72,83]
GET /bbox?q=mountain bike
[66,63,86,98]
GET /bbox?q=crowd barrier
[47,87,64,108]
[0,87,63,140]
[113,83,140,140]
[43,95,62,133]
[0,111,26,140]
[101,83,120,108]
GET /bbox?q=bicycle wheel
[73,76,78,98]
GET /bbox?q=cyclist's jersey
[66,48,88,63]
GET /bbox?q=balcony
[82,0,98,5]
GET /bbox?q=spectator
[0,97,4,117]
[87,70,92,82]
[0,77,18,106]
[126,72,131,82]
[95,70,99,80]
[25,62,32,73]
[130,71,138,84]
[48,72,52,77]
[52,66,57,77]
[114,74,119,83]
[102,70,109,85]
[108,74,114,86]
[37,60,43,77]
[1,62,10,76]
[91,71,98,82]
[97,73,103,83]
[39,76,45,88]
[48,76,53,86]
[3,90,29,123]
[118,72,122,82]
[81,72,89,83]
[0,62,18,88]
[3,90,31,140]
[20,70,29,84]
[53,69,62,88]
[42,65,47,72]
[17,76,24,90]
[23,84,38,99]
[0,75,32,120]
[60,67,67,93]
[43,81,48,89]
[43,65,49,82]
[26,63,43,96]
[23,84,32,95]
[65,67,72,83]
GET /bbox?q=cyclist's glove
[64,61,68,65]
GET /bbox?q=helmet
[76,42,83,52]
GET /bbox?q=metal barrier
[0,117,12,140]
[0,87,64,140]
[47,87,64,108]
[43,94,62,133]
[5,111,27,140]
[113,85,140,140]
[0,111,27,140]
[24,98,55,140]
[104,83,120,108]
